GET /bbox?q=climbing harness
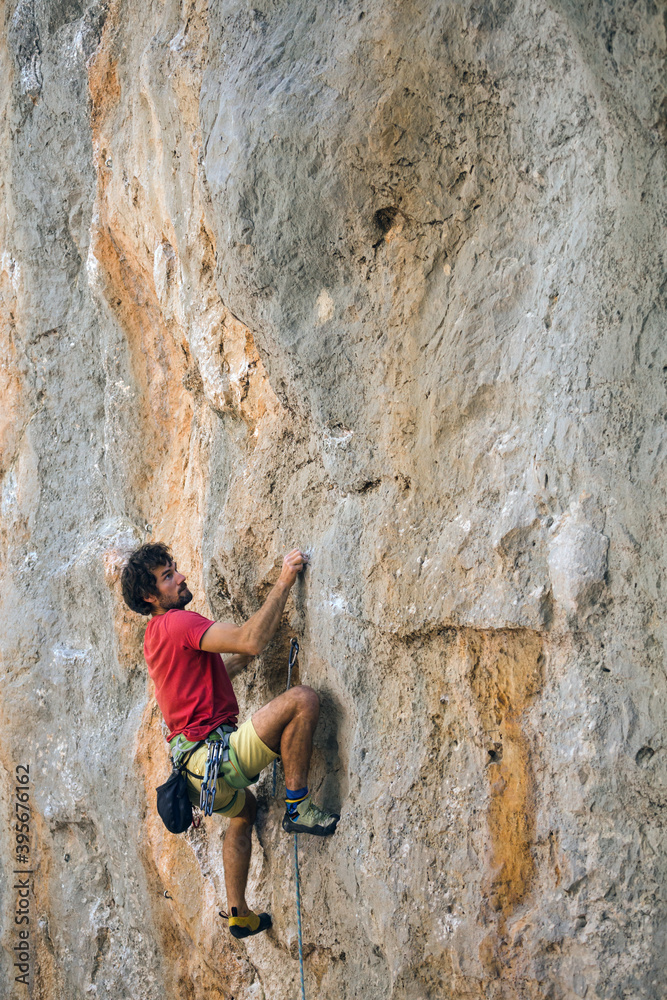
[273,638,306,1000]
[157,723,259,831]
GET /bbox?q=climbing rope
[272,638,306,1000]
[294,832,305,1000]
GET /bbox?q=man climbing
[120,542,339,939]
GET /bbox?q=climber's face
[146,560,193,615]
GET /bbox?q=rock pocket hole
[635,746,655,767]
[374,206,399,234]
[356,479,381,494]
[487,744,503,763]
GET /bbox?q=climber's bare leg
[252,685,320,789]
[223,791,256,915]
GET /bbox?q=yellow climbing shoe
[228,908,272,939]
[282,795,340,836]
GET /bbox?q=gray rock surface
[0,1,665,997]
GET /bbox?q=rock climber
[120,542,339,939]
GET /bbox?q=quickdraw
[272,637,299,796]
[198,728,232,816]
[287,636,299,687]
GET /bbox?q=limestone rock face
[0,1,665,998]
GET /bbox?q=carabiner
[287,638,299,689]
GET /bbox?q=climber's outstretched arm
[200,549,307,657]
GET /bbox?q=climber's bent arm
[200,579,291,656]
[200,549,307,657]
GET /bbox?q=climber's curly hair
[121,542,173,615]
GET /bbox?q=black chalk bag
[156,744,203,834]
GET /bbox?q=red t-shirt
[143,609,239,741]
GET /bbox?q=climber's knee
[230,789,256,827]
[290,684,320,721]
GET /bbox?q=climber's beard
[158,585,193,611]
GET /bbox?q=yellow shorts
[183,718,278,819]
